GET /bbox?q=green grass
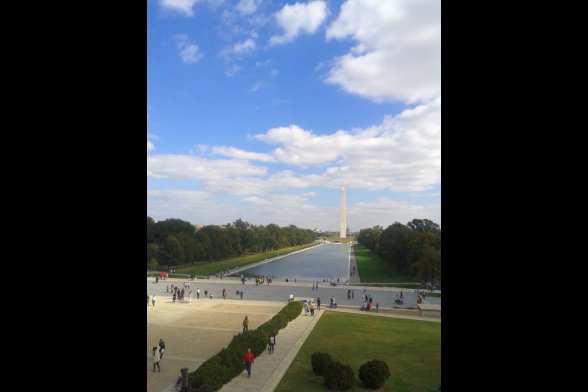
[354,244,417,283]
[275,312,440,392]
[174,243,317,276]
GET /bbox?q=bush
[359,359,391,389]
[188,356,226,391]
[188,300,303,391]
[323,360,355,391]
[311,352,332,376]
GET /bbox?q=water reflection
[243,243,350,282]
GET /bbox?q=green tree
[357,226,383,251]
[147,258,158,270]
[147,243,159,265]
[377,223,412,274]
[408,231,441,282]
[161,234,184,266]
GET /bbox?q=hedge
[188,301,303,391]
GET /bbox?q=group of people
[239,316,277,378]
[303,300,316,316]
[147,294,157,306]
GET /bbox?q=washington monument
[339,186,347,238]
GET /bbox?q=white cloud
[147,155,267,180]
[225,64,241,76]
[237,0,262,16]
[147,140,155,152]
[148,188,243,225]
[269,1,328,45]
[325,0,440,103]
[250,81,263,92]
[175,34,203,63]
[147,99,439,195]
[211,146,275,162]
[349,198,440,231]
[233,38,256,54]
[252,97,441,192]
[180,44,202,63]
[159,0,200,17]
[255,59,272,67]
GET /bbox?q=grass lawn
[354,245,418,283]
[276,312,440,392]
[174,243,317,276]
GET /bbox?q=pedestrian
[242,316,249,333]
[152,295,157,306]
[173,292,176,303]
[376,302,379,313]
[240,291,244,299]
[166,285,169,293]
[309,302,315,316]
[268,334,276,354]
[317,297,321,310]
[197,288,200,299]
[158,339,166,359]
[152,346,161,372]
[400,290,403,299]
[189,290,192,302]
[147,294,150,306]
[242,348,254,377]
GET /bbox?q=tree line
[356,219,441,284]
[147,217,317,269]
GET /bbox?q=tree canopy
[357,219,441,283]
[147,217,316,268]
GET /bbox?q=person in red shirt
[242,348,254,377]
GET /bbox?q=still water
[243,243,350,282]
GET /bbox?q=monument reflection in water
[242,243,350,282]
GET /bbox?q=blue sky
[147,0,440,232]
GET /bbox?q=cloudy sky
[147,0,440,232]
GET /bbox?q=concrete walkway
[148,278,440,392]
[219,309,324,392]
[348,248,361,284]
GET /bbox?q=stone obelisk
[339,186,347,238]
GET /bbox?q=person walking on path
[197,288,200,299]
[317,297,321,310]
[152,295,157,306]
[152,346,161,372]
[268,335,276,354]
[158,339,166,360]
[242,348,254,377]
[147,294,150,306]
[242,316,249,333]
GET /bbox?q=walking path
[348,248,361,284]
[219,309,325,392]
[148,278,440,392]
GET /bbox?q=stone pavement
[219,309,324,392]
[148,278,440,392]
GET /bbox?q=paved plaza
[147,277,441,392]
